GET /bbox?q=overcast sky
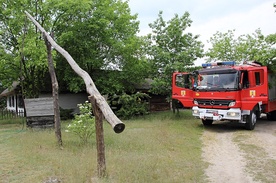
[127,0,276,64]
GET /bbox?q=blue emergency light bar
[202,61,236,68]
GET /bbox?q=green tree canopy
[206,29,276,69]
[0,0,149,97]
[146,11,204,95]
[54,0,149,94]
[0,0,50,97]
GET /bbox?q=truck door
[240,68,267,110]
[172,73,194,108]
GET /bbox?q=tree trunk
[44,33,62,147]
[25,11,125,133]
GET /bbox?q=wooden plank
[24,97,54,117]
[26,116,54,128]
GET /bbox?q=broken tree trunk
[25,11,125,133]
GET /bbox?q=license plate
[206,110,217,113]
[206,110,218,116]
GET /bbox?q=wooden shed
[24,97,54,128]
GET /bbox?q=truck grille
[195,99,235,107]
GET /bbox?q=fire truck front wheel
[245,107,257,130]
[202,119,213,126]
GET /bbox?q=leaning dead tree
[25,11,125,177]
[44,32,62,147]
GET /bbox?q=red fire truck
[172,61,276,130]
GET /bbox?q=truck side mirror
[238,83,242,89]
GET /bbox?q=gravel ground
[201,117,276,183]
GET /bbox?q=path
[201,118,276,183]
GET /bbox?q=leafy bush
[115,92,150,119]
[66,101,95,144]
[0,97,6,109]
[60,108,74,120]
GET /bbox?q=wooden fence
[0,109,25,120]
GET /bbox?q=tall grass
[0,110,207,183]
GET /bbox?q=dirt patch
[201,126,257,183]
[201,119,276,183]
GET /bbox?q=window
[255,72,261,85]
[10,96,14,107]
[242,71,249,88]
[175,74,192,89]
[176,75,183,87]
[18,95,24,108]
[197,73,237,90]
[8,97,12,107]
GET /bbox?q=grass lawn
[0,110,207,183]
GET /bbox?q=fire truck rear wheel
[202,119,213,126]
[245,107,257,130]
[267,111,276,121]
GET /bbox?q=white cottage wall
[6,94,24,116]
[39,93,88,113]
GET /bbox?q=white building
[0,81,88,117]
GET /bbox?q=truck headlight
[193,109,199,114]
[194,100,198,105]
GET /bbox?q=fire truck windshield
[195,70,239,91]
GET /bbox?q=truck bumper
[192,106,242,121]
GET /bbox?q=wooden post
[89,95,106,178]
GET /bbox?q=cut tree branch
[25,11,125,133]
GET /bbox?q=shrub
[115,92,150,119]
[66,101,95,144]
[60,108,74,120]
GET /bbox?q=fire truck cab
[172,61,276,130]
